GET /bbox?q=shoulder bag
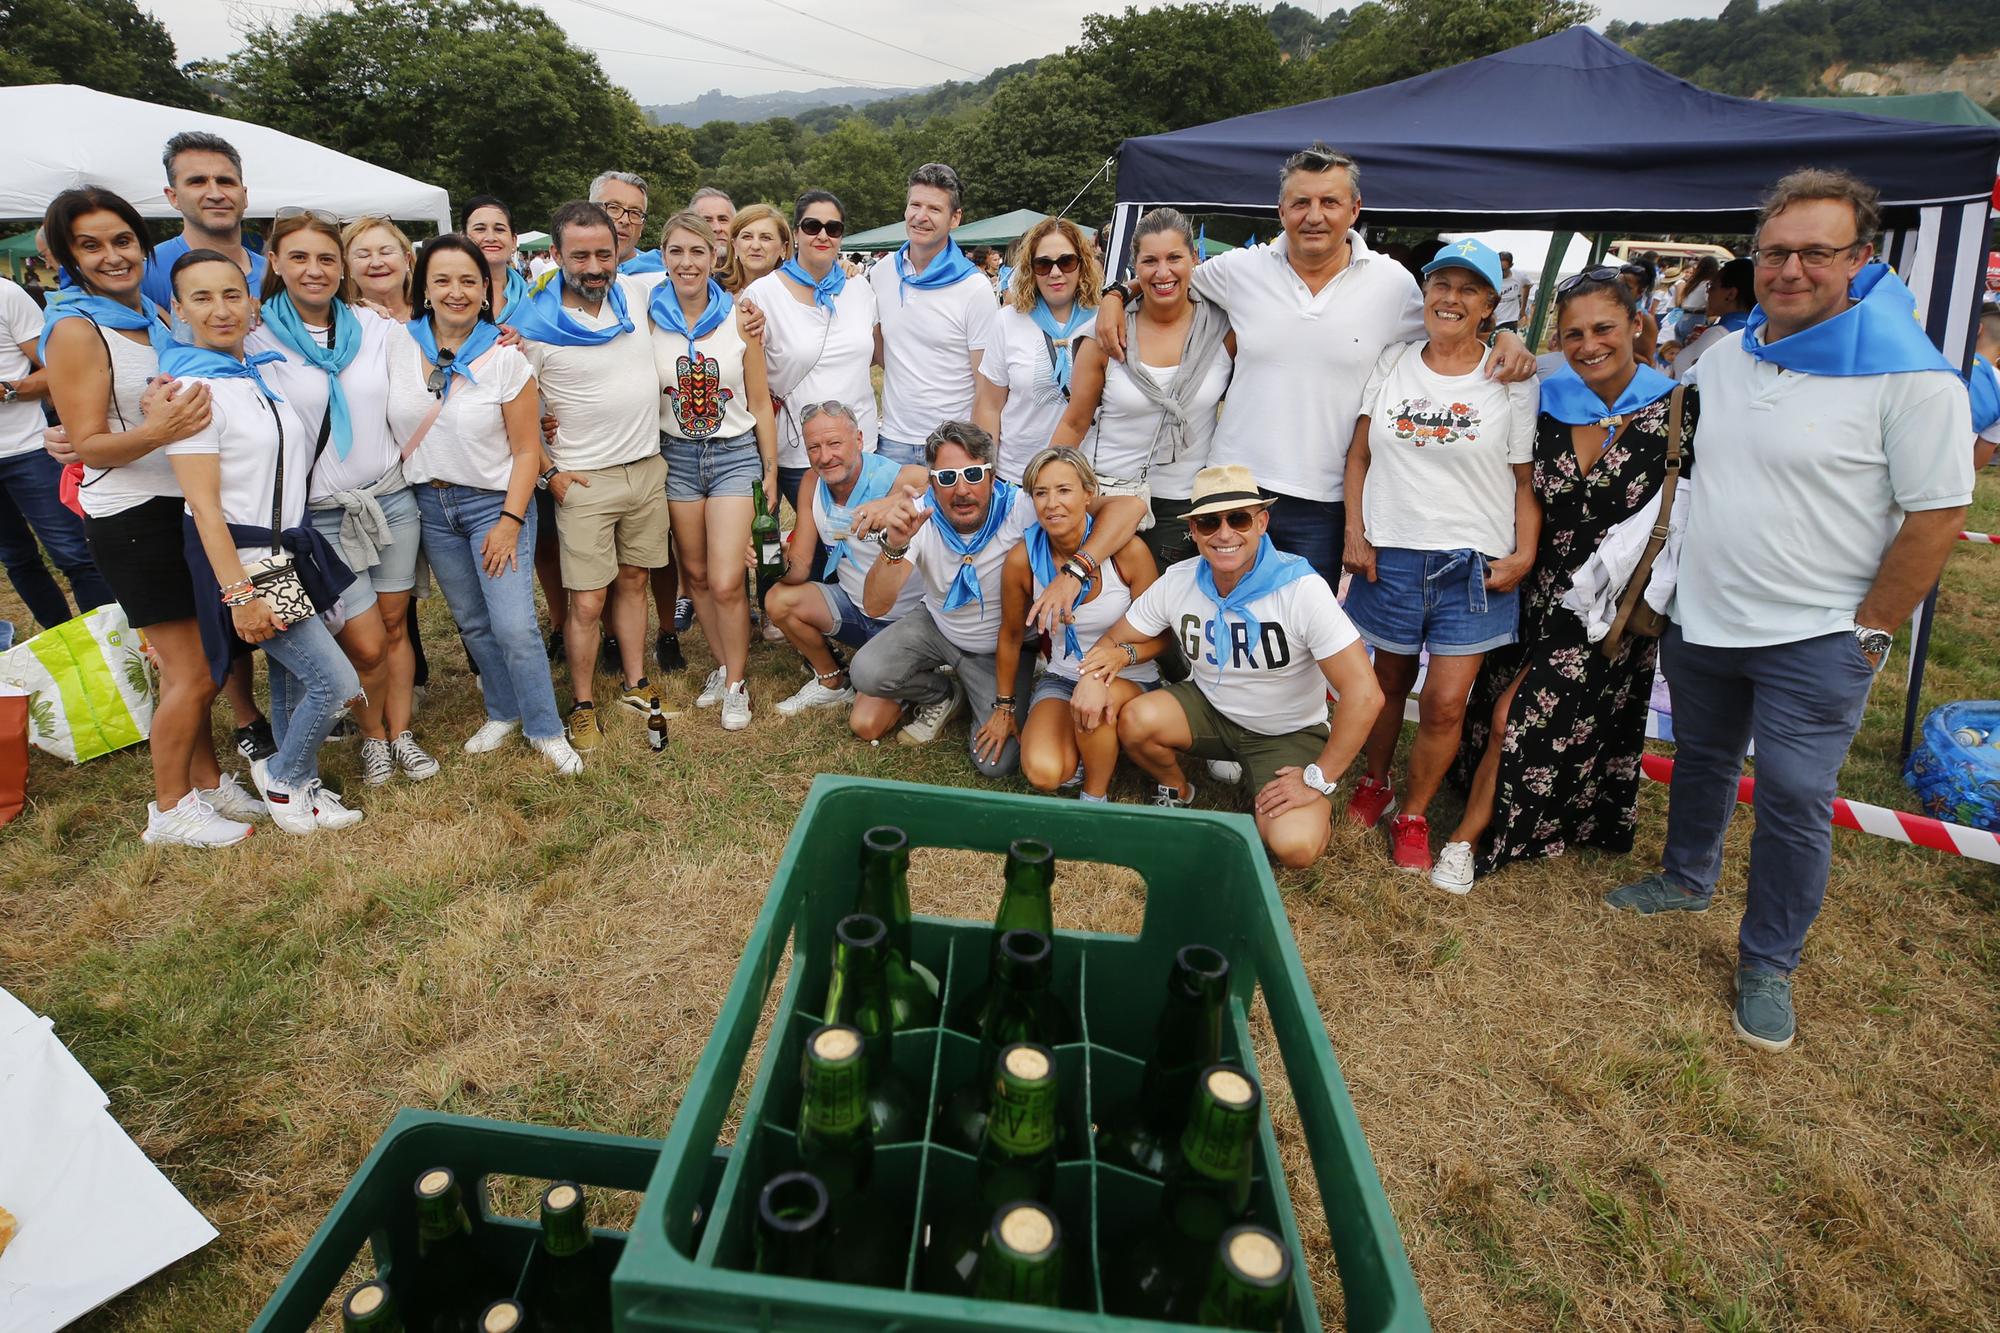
[1599,384,1685,658]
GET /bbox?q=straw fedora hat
[1178,464,1275,520]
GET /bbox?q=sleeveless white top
[1037,544,1159,683]
[81,324,181,517]
[655,307,757,441]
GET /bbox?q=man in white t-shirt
[1086,464,1381,868]
[869,163,1000,467]
[1610,170,1973,1054]
[1493,251,1531,331]
[0,277,114,628]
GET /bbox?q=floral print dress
[1451,388,1699,873]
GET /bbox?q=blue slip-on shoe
[1605,874,1712,915]
[1733,967,1795,1053]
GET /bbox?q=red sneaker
[1345,775,1397,829]
[1389,814,1432,873]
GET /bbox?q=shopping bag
[0,604,157,763]
[0,687,26,826]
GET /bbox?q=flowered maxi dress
[1450,388,1699,874]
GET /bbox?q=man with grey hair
[588,170,656,275]
[141,130,266,310]
[690,187,735,262]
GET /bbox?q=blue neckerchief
[819,451,900,576]
[497,267,531,323]
[929,478,1018,612]
[408,316,502,397]
[1193,536,1314,683]
[650,278,732,361]
[1970,355,2000,436]
[780,257,845,314]
[1028,297,1091,394]
[1540,362,1676,425]
[893,240,977,305]
[507,272,635,347]
[620,249,664,275]
[1026,514,1094,660]
[55,267,76,290]
[1741,264,1955,377]
[1714,311,1750,333]
[38,293,174,361]
[260,293,362,459]
[158,344,288,402]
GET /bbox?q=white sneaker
[360,737,395,786]
[251,758,318,836]
[1206,759,1244,786]
[143,791,252,848]
[307,782,364,830]
[463,719,519,754]
[530,734,585,775]
[720,680,752,731]
[761,617,787,643]
[777,674,854,716]
[200,772,266,822]
[1431,841,1476,895]
[1059,761,1085,790]
[695,666,728,708]
[898,677,964,746]
[391,731,440,780]
[1152,780,1197,809]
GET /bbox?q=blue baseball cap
[1422,238,1503,292]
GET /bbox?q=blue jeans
[416,483,563,741]
[1658,624,1876,975]
[875,437,926,468]
[264,612,362,788]
[0,450,115,628]
[1263,494,1345,587]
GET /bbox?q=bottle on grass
[529,1181,611,1333]
[795,1022,904,1286]
[935,929,1074,1155]
[409,1166,510,1333]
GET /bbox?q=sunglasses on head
[1555,266,1624,295]
[929,464,990,488]
[1031,253,1080,275]
[274,206,341,228]
[1190,509,1257,536]
[424,346,457,397]
[797,217,846,239]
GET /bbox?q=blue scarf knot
[1029,297,1091,394]
[261,293,362,458]
[158,344,288,402]
[1713,311,1751,334]
[929,478,1018,612]
[408,316,502,397]
[780,257,845,314]
[819,451,899,577]
[894,240,977,305]
[650,278,732,360]
[497,267,531,324]
[38,293,174,362]
[507,273,635,347]
[1741,264,1955,377]
[1193,536,1314,683]
[1026,515,1093,659]
[1540,361,1676,453]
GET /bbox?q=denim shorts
[1342,545,1519,656]
[306,483,422,617]
[815,581,893,648]
[1029,669,1158,711]
[874,436,926,468]
[663,429,761,501]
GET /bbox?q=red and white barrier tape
[1639,752,2000,864]
[1958,530,2000,543]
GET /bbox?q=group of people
[3,125,1980,1053]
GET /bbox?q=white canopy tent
[0,85,452,231]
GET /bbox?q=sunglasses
[929,464,990,488]
[1190,510,1257,536]
[425,347,457,397]
[797,217,846,239]
[1555,266,1624,295]
[274,206,341,228]
[1031,253,1080,276]
[798,400,855,425]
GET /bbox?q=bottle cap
[1222,1225,1290,1284]
[543,1183,580,1214]
[343,1282,388,1318]
[811,1025,862,1062]
[988,1042,1057,1155]
[1206,1067,1255,1109]
[1002,1044,1051,1081]
[480,1300,524,1333]
[415,1168,454,1199]
[995,1201,1059,1258]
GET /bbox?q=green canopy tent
[844,208,1050,254]
[1769,91,2000,129]
[0,230,41,280]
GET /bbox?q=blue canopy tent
[1110,26,2000,763]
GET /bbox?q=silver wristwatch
[1302,763,1338,797]
[1854,625,1893,661]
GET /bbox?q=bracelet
[993,694,1015,707]
[1120,641,1138,666]
[1059,559,1090,586]
[500,510,526,526]
[994,701,1015,715]
[219,578,254,598]
[1073,548,1100,580]
[882,543,909,563]
[222,589,261,608]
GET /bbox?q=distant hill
[646,84,909,127]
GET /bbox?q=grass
[3,474,1999,1331]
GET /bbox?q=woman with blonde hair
[715,204,792,296]
[341,216,416,322]
[972,216,1101,484]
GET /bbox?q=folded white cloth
[1560,479,1691,642]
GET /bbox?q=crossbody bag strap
[263,394,287,550]
[309,322,336,468]
[1603,387,1685,642]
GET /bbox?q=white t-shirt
[655,307,757,441]
[1125,558,1358,735]
[1194,232,1423,503]
[976,304,1074,482]
[1087,349,1233,500]
[387,337,536,493]
[905,485,1037,652]
[1494,272,1529,326]
[0,280,46,459]
[870,258,998,445]
[166,377,313,564]
[247,307,406,502]
[745,270,879,470]
[1673,331,1974,648]
[812,469,924,620]
[1358,342,1538,558]
[519,276,659,471]
[79,321,179,517]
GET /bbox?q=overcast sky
[149,0,1735,105]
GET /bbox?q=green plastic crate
[616,775,1428,1332]
[248,1110,715,1331]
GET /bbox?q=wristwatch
[1854,625,1894,662]
[536,465,560,490]
[1301,764,1338,798]
[1099,280,1135,304]
[0,382,16,403]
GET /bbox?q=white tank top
[655,308,757,441]
[1086,353,1231,501]
[81,323,182,517]
[1038,545,1159,683]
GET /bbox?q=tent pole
[1526,230,1571,355]
[1589,232,1610,264]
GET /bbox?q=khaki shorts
[553,454,671,590]
[1160,679,1328,794]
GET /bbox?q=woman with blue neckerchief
[250,207,438,789]
[1442,271,1697,895]
[463,196,532,324]
[971,217,1101,484]
[651,210,777,733]
[164,249,362,837]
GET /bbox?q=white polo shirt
[1193,231,1422,504]
[0,280,46,459]
[519,275,659,472]
[976,304,1074,482]
[905,485,1037,652]
[1673,330,1973,649]
[870,258,999,446]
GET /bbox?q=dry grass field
[2,475,1996,1332]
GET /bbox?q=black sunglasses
[929,464,990,488]
[1555,266,1624,295]
[1031,253,1080,275]
[797,217,846,239]
[425,346,457,397]
[1190,510,1257,536]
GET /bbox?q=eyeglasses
[929,464,990,488]
[274,206,341,228]
[1031,253,1080,276]
[600,202,647,224]
[425,347,457,397]
[1749,242,1861,270]
[797,217,846,239]
[1190,509,1257,536]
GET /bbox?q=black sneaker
[234,717,276,764]
[599,634,621,676]
[656,631,687,674]
[546,628,566,662]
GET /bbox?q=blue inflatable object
[1905,701,2000,832]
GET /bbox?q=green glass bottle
[1197,1224,1295,1330]
[821,913,922,1143]
[752,478,784,595]
[853,824,941,1028]
[341,1280,405,1333]
[753,1170,830,1279]
[795,1023,904,1287]
[529,1182,610,1333]
[934,930,1075,1155]
[475,1300,528,1333]
[970,1201,1064,1308]
[947,840,1058,1035]
[1094,944,1230,1178]
[923,1042,1059,1297]
[1111,1065,1263,1321]
[409,1167,508,1333]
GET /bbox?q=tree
[0,0,208,108]
[714,122,803,209]
[1301,0,1597,97]
[1071,4,1290,137]
[799,118,906,230]
[945,55,1129,222]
